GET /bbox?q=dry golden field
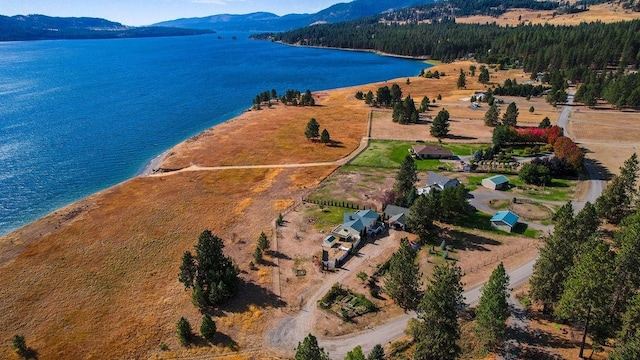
[456,3,640,26]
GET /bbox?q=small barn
[482,175,510,190]
[490,211,519,232]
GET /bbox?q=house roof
[356,209,379,222]
[485,175,510,185]
[426,171,460,188]
[491,211,519,227]
[412,145,454,157]
[389,213,407,225]
[384,205,410,218]
[344,210,379,228]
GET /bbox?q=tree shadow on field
[231,280,286,312]
[446,134,478,141]
[443,228,501,252]
[191,332,239,351]
[268,250,292,260]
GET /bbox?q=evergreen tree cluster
[530,156,640,357]
[178,230,240,311]
[576,71,640,109]
[407,185,469,243]
[281,89,315,106]
[493,78,549,97]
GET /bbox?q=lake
[0,33,429,235]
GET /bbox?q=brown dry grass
[161,90,369,169]
[456,4,640,27]
[0,161,335,358]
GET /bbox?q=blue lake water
[0,33,428,236]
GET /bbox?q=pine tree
[610,292,640,360]
[406,192,438,243]
[200,314,216,342]
[12,335,29,359]
[394,155,417,200]
[501,102,519,126]
[556,238,615,358]
[345,345,366,360]
[479,66,490,84]
[257,232,270,251]
[384,238,421,310]
[484,103,500,127]
[177,317,193,346]
[420,95,430,112]
[538,116,552,128]
[294,334,330,360]
[596,153,639,223]
[253,246,263,264]
[305,118,320,140]
[413,264,464,360]
[430,108,450,139]
[475,263,510,351]
[457,69,466,89]
[366,344,385,360]
[530,202,576,313]
[365,90,374,105]
[320,129,331,144]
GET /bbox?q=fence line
[461,242,540,276]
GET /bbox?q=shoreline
[138,149,171,176]
[276,41,438,63]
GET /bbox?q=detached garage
[490,211,519,232]
[482,175,510,190]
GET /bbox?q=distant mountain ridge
[0,14,214,41]
[153,0,435,31]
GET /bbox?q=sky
[0,0,346,26]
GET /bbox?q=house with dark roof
[490,211,519,232]
[411,145,454,159]
[383,205,410,230]
[417,171,461,195]
[482,175,510,190]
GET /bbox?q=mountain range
[0,14,213,41]
[152,0,434,32]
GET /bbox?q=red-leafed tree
[553,136,584,172]
[546,126,564,145]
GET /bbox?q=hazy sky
[0,0,346,26]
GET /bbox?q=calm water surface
[0,33,429,235]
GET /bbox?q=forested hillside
[256,20,640,82]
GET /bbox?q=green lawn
[466,173,576,203]
[454,211,540,239]
[350,140,488,170]
[306,205,351,230]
